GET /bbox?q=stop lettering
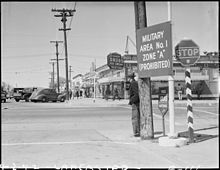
[176,47,199,57]
[175,39,200,66]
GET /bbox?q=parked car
[12,87,37,102]
[1,90,7,103]
[29,88,66,102]
[23,87,38,102]
[12,88,24,102]
[57,91,67,102]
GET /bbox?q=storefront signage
[107,52,124,70]
[123,54,137,67]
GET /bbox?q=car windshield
[13,88,24,93]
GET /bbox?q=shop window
[212,69,219,79]
[201,69,208,75]
[117,72,120,77]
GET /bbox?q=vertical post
[185,67,194,143]
[125,36,129,54]
[93,73,96,103]
[93,59,96,102]
[49,74,53,88]
[50,41,63,93]
[49,62,55,89]
[168,76,175,136]
[69,65,72,100]
[56,42,60,93]
[162,116,165,136]
[62,13,69,100]
[52,62,55,89]
[124,65,128,99]
[69,65,72,92]
[134,1,154,139]
[55,41,62,93]
[167,1,176,138]
[52,8,75,95]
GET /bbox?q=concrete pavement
[65,97,219,107]
[2,98,219,168]
[63,97,219,168]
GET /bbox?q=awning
[151,73,209,81]
[98,77,124,84]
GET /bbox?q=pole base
[158,136,188,147]
[167,132,178,138]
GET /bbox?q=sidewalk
[64,97,219,167]
[65,97,129,107]
[65,97,219,107]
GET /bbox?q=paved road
[1,99,219,168]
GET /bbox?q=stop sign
[175,39,200,66]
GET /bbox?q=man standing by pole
[134,1,154,139]
[128,72,140,137]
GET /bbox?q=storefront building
[79,53,219,99]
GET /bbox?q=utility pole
[134,1,154,139]
[69,65,74,92]
[167,1,176,138]
[52,8,76,100]
[125,36,129,54]
[125,35,136,54]
[50,40,64,93]
[49,73,53,88]
[49,62,55,89]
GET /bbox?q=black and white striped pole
[185,67,194,143]
[175,39,200,143]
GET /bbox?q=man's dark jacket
[129,80,139,105]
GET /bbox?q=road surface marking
[2,140,136,146]
[176,107,218,116]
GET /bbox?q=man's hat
[128,72,136,78]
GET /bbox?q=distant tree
[1,81,13,91]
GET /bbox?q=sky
[1,1,219,88]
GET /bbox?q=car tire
[15,99,19,102]
[60,97,65,102]
[42,97,47,102]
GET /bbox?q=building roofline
[72,74,83,80]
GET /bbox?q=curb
[63,98,218,107]
[158,136,188,147]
